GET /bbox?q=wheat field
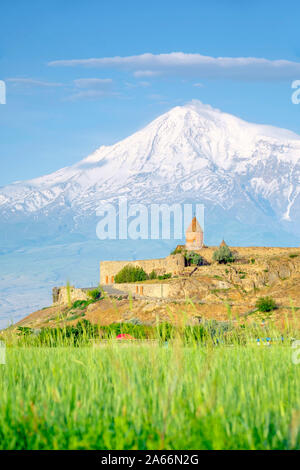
[0,331,300,449]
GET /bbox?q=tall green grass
[0,320,300,449]
[1,302,299,450]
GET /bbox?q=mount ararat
[0,101,299,326]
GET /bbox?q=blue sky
[1,0,300,186]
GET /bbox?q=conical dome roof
[186,216,203,233]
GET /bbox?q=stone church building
[185,216,204,250]
[100,216,204,285]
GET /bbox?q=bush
[185,251,204,266]
[213,246,235,264]
[17,326,33,337]
[255,296,277,313]
[87,289,102,301]
[115,265,148,283]
[72,300,92,309]
[149,270,157,280]
[158,273,172,280]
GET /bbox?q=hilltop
[13,246,300,331]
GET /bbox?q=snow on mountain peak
[81,100,300,176]
[0,101,299,229]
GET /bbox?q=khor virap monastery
[52,215,300,304]
[100,217,204,285]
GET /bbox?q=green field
[1,336,300,449]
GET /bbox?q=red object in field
[116,333,135,340]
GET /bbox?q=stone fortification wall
[112,282,172,299]
[52,286,90,305]
[100,254,185,285]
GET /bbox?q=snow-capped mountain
[1,100,300,327]
[0,101,299,247]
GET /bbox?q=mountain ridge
[0,101,299,236]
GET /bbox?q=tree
[149,270,157,280]
[185,251,204,266]
[212,246,235,264]
[115,265,148,283]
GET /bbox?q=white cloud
[133,70,161,78]
[6,78,63,87]
[193,82,203,87]
[48,52,300,81]
[67,77,116,100]
[66,90,118,101]
[73,78,113,88]
[124,81,151,88]
[6,77,117,101]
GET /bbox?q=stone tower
[185,216,204,251]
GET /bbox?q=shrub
[149,270,157,280]
[115,265,148,283]
[255,296,277,313]
[213,246,235,264]
[289,253,298,258]
[87,288,102,301]
[72,300,91,309]
[250,258,256,264]
[185,251,204,266]
[17,326,33,337]
[158,273,172,280]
